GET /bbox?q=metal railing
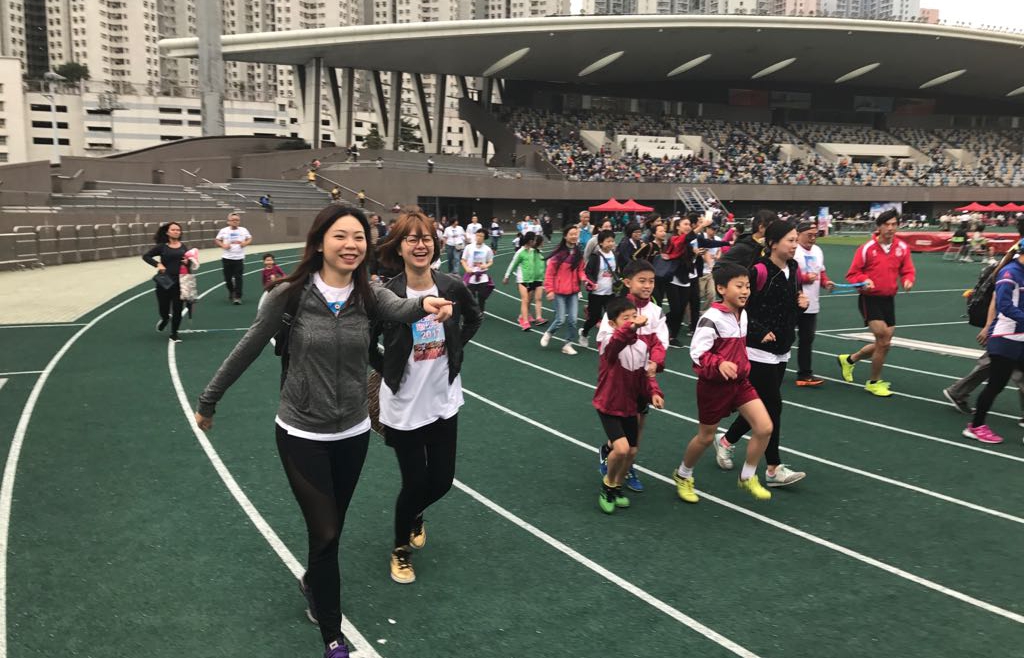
[313,173,386,210]
[180,168,260,209]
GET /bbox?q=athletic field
[1,240,1021,658]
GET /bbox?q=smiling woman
[192,204,453,658]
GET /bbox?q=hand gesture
[546,291,555,301]
[824,280,835,292]
[977,328,989,347]
[902,279,914,292]
[862,278,875,291]
[423,296,454,322]
[157,264,166,273]
[718,361,738,380]
[645,360,658,378]
[806,272,819,282]
[651,394,665,409]
[762,331,776,343]
[632,314,648,327]
[195,412,213,431]
[797,293,809,310]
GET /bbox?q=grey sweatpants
[946,352,1024,414]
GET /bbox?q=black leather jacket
[369,270,483,394]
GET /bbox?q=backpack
[966,262,999,328]
[274,286,306,388]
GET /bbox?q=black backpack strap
[276,284,307,389]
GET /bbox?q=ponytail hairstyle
[271,204,377,317]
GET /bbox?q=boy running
[838,209,916,397]
[593,296,665,514]
[673,262,773,503]
[596,259,669,493]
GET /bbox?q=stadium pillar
[432,73,447,155]
[411,73,434,153]
[457,76,481,152]
[387,71,402,151]
[294,57,323,148]
[328,67,355,150]
[196,0,224,137]
[370,70,389,145]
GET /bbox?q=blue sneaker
[598,443,610,476]
[624,467,644,493]
[324,637,350,658]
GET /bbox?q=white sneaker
[578,330,589,348]
[540,332,551,348]
[561,343,577,355]
[765,464,806,487]
[713,435,735,470]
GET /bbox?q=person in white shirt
[580,230,618,346]
[465,215,483,240]
[214,212,252,304]
[461,228,495,311]
[441,218,466,275]
[795,219,834,386]
[699,223,723,311]
[369,209,482,585]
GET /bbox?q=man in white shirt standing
[442,218,466,275]
[215,212,252,305]
[465,215,483,241]
[795,219,834,386]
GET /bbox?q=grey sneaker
[714,435,735,470]
[765,464,806,488]
[942,388,972,415]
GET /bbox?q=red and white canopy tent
[588,198,629,212]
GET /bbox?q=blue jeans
[548,293,578,341]
[490,236,500,251]
[445,245,462,274]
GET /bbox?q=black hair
[476,228,487,236]
[605,296,637,323]
[153,222,182,244]
[876,209,900,226]
[262,253,276,260]
[752,209,778,234]
[522,231,536,247]
[713,261,749,289]
[548,227,582,267]
[687,211,701,223]
[1016,215,1024,237]
[622,258,655,279]
[624,222,641,237]
[764,220,797,249]
[597,229,616,244]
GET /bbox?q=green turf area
[4,244,1022,658]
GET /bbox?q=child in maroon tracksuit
[592,296,665,514]
[672,262,774,504]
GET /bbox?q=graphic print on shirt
[412,315,447,361]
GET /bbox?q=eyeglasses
[403,235,433,245]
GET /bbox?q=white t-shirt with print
[796,243,825,314]
[594,249,616,296]
[275,273,370,441]
[443,225,466,248]
[466,222,483,239]
[462,243,494,284]
[378,284,464,431]
[216,226,252,260]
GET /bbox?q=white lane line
[168,343,382,657]
[0,372,43,377]
[0,324,87,329]
[460,389,1024,626]
[817,320,967,333]
[478,310,1024,464]
[452,472,761,658]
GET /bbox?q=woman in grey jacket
[369,209,482,586]
[194,205,452,658]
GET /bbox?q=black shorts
[859,294,895,327]
[520,281,542,292]
[597,412,639,447]
[636,395,650,415]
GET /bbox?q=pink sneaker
[963,424,1004,444]
[517,316,531,331]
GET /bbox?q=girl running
[194,205,453,658]
[503,232,547,330]
[541,226,593,355]
[370,209,483,583]
[714,220,809,488]
[142,222,188,343]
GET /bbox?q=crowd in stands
[501,107,1024,187]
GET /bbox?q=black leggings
[386,414,458,549]
[666,283,690,340]
[686,281,701,333]
[973,354,1024,427]
[653,279,667,307]
[582,293,613,336]
[155,282,183,337]
[276,426,370,646]
[723,361,787,466]
[222,258,244,298]
[796,312,818,378]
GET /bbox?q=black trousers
[276,426,370,646]
[796,312,818,378]
[155,282,183,337]
[686,280,701,333]
[666,283,690,340]
[652,278,667,307]
[973,354,1024,427]
[385,414,458,549]
[222,258,244,298]
[582,292,613,336]
[723,361,787,466]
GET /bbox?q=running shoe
[540,332,551,347]
[1019,418,1024,429]
[864,380,893,397]
[672,471,699,504]
[232,297,242,306]
[390,546,415,584]
[942,388,972,414]
[963,424,1004,444]
[714,436,735,470]
[738,475,772,501]
[299,575,318,625]
[765,465,806,487]
[409,516,426,550]
[577,329,589,348]
[837,354,856,382]
[517,316,531,331]
[324,637,351,658]
[795,376,824,387]
[668,338,683,348]
[561,343,577,355]
[624,467,644,493]
[169,335,182,343]
[532,317,548,327]
[599,482,617,514]
[598,443,610,476]
[156,317,169,332]
[613,485,630,508]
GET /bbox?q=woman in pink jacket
[540,226,593,355]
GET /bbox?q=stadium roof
[160,15,1024,102]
